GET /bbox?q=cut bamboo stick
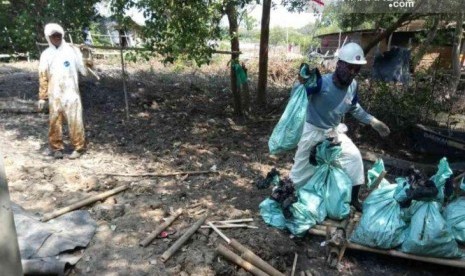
[216,244,268,276]
[370,170,387,191]
[207,222,230,243]
[160,212,209,262]
[291,253,298,276]
[230,239,285,276]
[209,223,284,276]
[139,208,183,247]
[41,185,128,222]
[98,170,219,177]
[201,224,258,229]
[212,218,254,224]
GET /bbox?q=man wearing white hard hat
[291,42,390,211]
[38,23,88,159]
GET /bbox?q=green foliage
[0,0,99,54]
[358,70,453,132]
[111,0,226,66]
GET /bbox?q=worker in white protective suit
[291,42,390,211]
[38,23,88,159]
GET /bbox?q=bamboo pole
[119,37,129,121]
[201,224,258,229]
[309,224,465,268]
[98,170,219,177]
[139,208,183,247]
[291,253,298,276]
[217,244,268,276]
[41,185,128,222]
[213,218,254,224]
[208,222,284,276]
[207,222,230,243]
[160,212,209,262]
[230,239,285,276]
[347,242,465,268]
[370,170,387,191]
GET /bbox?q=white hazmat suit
[39,23,87,154]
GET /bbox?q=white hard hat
[338,42,366,65]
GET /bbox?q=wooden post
[41,185,128,222]
[119,34,130,121]
[0,152,23,276]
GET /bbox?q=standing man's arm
[72,45,88,76]
[349,90,390,137]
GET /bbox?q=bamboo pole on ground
[201,224,258,229]
[160,212,209,262]
[347,242,465,268]
[139,208,183,247]
[217,244,268,276]
[291,253,298,276]
[308,222,465,269]
[229,239,285,276]
[208,222,284,276]
[41,185,128,222]
[212,218,254,224]
[98,170,219,177]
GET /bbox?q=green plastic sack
[401,201,463,258]
[350,160,407,249]
[401,158,463,258]
[259,198,287,230]
[444,197,465,243]
[297,187,326,224]
[259,198,316,237]
[304,140,352,220]
[268,84,308,155]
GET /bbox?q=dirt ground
[1,58,464,276]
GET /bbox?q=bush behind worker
[291,42,390,210]
[38,23,88,159]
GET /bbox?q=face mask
[334,60,360,87]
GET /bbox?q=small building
[315,20,462,71]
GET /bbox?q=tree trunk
[451,13,464,112]
[363,0,425,55]
[411,15,440,70]
[226,2,242,116]
[256,0,271,107]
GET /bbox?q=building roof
[315,20,428,38]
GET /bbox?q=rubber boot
[351,185,363,212]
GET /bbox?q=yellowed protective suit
[39,23,87,152]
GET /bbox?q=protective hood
[44,23,65,47]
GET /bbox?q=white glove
[370,117,390,137]
[38,99,47,111]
